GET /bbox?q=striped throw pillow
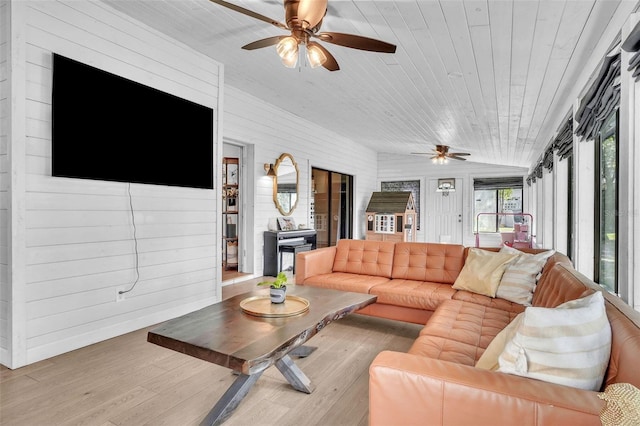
[497,291,611,391]
[496,246,555,306]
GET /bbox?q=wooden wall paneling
[224,86,378,273]
[488,0,513,158]
[507,1,539,160]
[0,0,8,358]
[520,1,593,164]
[514,1,565,161]
[5,0,29,368]
[417,2,476,146]
[466,1,500,155]
[440,1,491,152]
[378,2,447,141]
[0,0,224,367]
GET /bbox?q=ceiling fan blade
[208,0,288,30]
[449,152,470,156]
[315,32,396,53]
[297,0,327,29]
[242,36,287,50]
[307,41,339,71]
[449,156,467,161]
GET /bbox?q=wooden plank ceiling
[103,0,635,168]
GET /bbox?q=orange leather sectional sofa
[296,239,640,425]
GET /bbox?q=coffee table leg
[200,371,263,426]
[275,354,316,394]
[289,345,317,358]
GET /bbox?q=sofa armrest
[369,351,604,426]
[295,246,337,284]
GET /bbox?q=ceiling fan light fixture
[306,44,327,68]
[276,36,299,68]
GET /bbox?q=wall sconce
[264,163,276,177]
[436,178,456,197]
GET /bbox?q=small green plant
[257,272,288,289]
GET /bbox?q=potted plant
[258,272,288,304]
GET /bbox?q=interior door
[425,178,463,244]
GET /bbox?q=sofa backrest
[332,240,395,278]
[602,289,640,389]
[392,242,465,284]
[532,261,593,308]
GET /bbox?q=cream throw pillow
[496,246,555,306]
[453,249,518,298]
[497,291,611,391]
[476,313,524,370]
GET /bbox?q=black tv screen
[52,54,214,189]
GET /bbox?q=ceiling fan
[411,145,471,164]
[208,0,396,71]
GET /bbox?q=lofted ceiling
[104,0,638,168]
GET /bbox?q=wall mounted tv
[52,53,214,189]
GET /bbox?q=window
[374,214,395,234]
[567,154,574,261]
[595,111,618,293]
[473,177,524,233]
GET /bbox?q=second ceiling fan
[412,145,471,164]
[208,0,396,71]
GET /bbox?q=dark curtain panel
[575,50,621,141]
[622,20,640,82]
[473,177,523,190]
[554,116,574,160]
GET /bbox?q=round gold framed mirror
[273,153,299,216]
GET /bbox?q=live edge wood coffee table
[147,285,376,425]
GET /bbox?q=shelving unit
[222,157,239,270]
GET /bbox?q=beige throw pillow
[452,249,518,298]
[497,246,555,306]
[497,291,611,391]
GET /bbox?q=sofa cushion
[300,272,390,293]
[452,290,526,314]
[391,243,465,284]
[408,335,482,366]
[369,280,456,311]
[496,246,556,306]
[332,240,395,278]
[452,249,518,297]
[475,312,524,370]
[420,300,519,354]
[498,291,611,391]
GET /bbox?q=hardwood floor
[0,281,421,426]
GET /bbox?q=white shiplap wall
[5,0,222,368]
[223,86,378,276]
[378,153,528,246]
[1,0,10,361]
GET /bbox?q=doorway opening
[311,168,353,248]
[222,142,254,283]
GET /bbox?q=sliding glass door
[311,168,353,248]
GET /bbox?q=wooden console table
[147,286,376,425]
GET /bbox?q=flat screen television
[52,53,214,189]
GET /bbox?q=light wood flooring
[0,280,421,426]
